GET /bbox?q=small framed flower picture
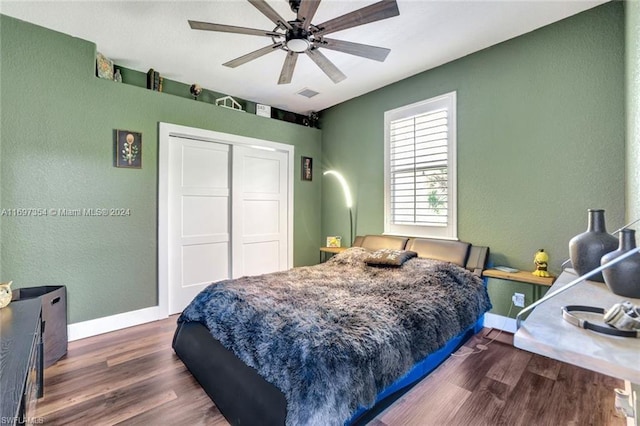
[115,130,142,168]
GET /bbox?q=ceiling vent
[297,88,319,98]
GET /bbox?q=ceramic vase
[601,229,640,298]
[568,209,617,282]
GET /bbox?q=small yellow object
[0,281,12,308]
[532,249,550,277]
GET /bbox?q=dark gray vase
[601,229,640,298]
[568,209,617,282]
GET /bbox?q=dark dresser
[0,298,44,425]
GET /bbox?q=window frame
[383,91,457,240]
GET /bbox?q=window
[384,92,457,239]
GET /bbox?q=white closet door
[232,145,289,278]
[168,137,230,314]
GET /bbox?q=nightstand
[319,246,347,263]
[483,268,555,300]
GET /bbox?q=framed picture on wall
[302,156,313,181]
[115,130,142,168]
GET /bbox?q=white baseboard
[484,312,517,333]
[67,306,167,341]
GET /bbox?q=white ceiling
[1,0,606,115]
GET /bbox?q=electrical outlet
[512,292,525,307]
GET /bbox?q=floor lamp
[323,170,354,246]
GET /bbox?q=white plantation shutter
[384,92,457,239]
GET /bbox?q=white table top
[514,269,640,383]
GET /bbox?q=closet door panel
[232,146,289,278]
[168,137,230,314]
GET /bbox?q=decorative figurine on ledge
[0,281,12,308]
[190,84,202,100]
[532,249,550,277]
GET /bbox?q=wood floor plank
[34,319,625,426]
[441,335,517,392]
[447,376,510,426]
[378,378,472,425]
[526,352,562,381]
[494,369,557,425]
[485,346,532,389]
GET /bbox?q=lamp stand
[349,208,354,247]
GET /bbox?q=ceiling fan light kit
[189,0,399,85]
[286,37,309,53]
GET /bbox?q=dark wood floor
[35,317,625,426]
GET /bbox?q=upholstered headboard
[353,235,408,251]
[353,235,489,276]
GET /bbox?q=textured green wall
[627,0,640,223]
[0,15,322,323]
[320,2,625,317]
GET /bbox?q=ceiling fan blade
[223,43,284,68]
[306,49,346,83]
[297,0,321,29]
[189,20,280,37]
[278,51,299,85]
[248,0,292,30]
[320,38,390,62]
[314,0,399,36]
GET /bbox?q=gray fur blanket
[179,247,491,425]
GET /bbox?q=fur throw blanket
[179,248,491,425]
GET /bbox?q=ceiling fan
[188,0,400,85]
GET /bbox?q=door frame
[158,122,294,318]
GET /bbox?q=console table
[0,298,44,426]
[514,269,640,424]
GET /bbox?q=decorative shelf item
[532,249,551,277]
[146,68,163,92]
[216,96,244,111]
[190,84,203,100]
[256,104,271,118]
[326,236,342,248]
[96,52,114,80]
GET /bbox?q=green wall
[627,0,640,223]
[0,15,322,324]
[0,3,630,324]
[320,2,625,318]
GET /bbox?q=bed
[173,235,491,426]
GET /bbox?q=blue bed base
[346,314,485,425]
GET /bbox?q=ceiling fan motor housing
[285,24,311,52]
